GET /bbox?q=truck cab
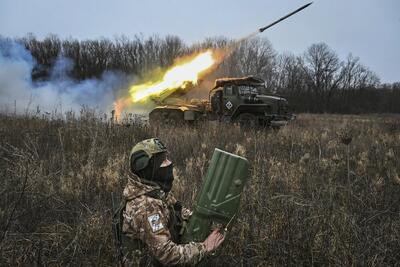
[210,76,294,127]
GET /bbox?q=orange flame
[129,50,215,102]
[114,97,131,120]
[114,50,221,118]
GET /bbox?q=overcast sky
[1,0,399,83]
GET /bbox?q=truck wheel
[236,113,257,128]
[149,109,184,126]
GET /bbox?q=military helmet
[130,138,167,172]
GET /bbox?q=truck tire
[236,113,258,128]
[149,109,184,126]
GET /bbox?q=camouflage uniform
[120,175,206,266]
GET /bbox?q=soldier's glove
[174,201,182,212]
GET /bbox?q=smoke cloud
[0,40,126,116]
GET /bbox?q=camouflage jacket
[121,175,206,266]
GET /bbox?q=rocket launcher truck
[149,76,295,128]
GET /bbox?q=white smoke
[0,40,126,116]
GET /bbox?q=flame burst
[130,50,215,102]
[114,50,218,118]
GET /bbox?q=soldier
[114,138,224,266]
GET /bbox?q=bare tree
[299,43,342,111]
[7,34,400,113]
[219,37,277,88]
[276,53,306,94]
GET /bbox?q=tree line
[3,34,400,113]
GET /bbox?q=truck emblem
[226,101,233,110]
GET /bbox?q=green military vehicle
[149,76,295,127]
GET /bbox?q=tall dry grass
[0,113,399,266]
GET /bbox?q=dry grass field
[0,113,399,266]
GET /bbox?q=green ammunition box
[182,148,249,243]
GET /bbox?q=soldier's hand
[203,229,225,252]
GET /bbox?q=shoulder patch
[147,213,164,232]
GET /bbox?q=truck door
[210,89,223,116]
[223,85,235,115]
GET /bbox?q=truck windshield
[238,85,260,96]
